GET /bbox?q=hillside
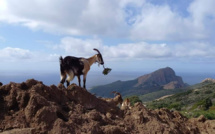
[0,79,215,133]
[146,80,215,119]
[139,87,188,102]
[90,67,187,97]
[138,81,210,102]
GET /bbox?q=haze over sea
[1,70,215,89]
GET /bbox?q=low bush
[204,90,213,94]
[126,96,142,106]
[192,98,212,111]
[192,110,215,120]
[194,91,200,94]
[168,102,182,111]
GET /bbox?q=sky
[0,0,215,74]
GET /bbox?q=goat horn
[93,48,101,54]
[112,91,121,96]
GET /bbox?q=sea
[0,70,215,89]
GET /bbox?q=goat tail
[59,56,63,64]
[59,56,64,74]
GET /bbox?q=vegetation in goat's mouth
[103,67,112,75]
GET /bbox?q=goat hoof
[57,83,65,89]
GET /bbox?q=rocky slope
[90,67,187,97]
[0,79,214,134]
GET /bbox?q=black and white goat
[59,48,104,88]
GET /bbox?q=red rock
[0,79,214,133]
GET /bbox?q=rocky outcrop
[202,78,215,83]
[136,67,186,89]
[0,79,214,134]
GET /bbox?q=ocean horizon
[0,71,215,89]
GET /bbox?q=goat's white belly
[67,70,75,81]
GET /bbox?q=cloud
[173,42,215,58]
[0,0,214,41]
[129,2,214,41]
[0,47,59,62]
[0,0,127,36]
[57,37,215,61]
[188,0,215,24]
[56,37,171,60]
[0,47,33,61]
[104,43,171,60]
[55,37,103,57]
[1,38,214,64]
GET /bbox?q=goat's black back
[60,56,84,75]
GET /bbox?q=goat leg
[66,80,70,87]
[83,74,87,89]
[77,76,81,87]
[60,79,65,84]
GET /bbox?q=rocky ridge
[0,79,214,134]
[136,67,186,89]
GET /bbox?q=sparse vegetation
[194,91,200,94]
[192,98,212,111]
[146,82,215,119]
[168,102,183,111]
[183,110,215,120]
[205,90,213,94]
[138,87,189,102]
[125,96,142,106]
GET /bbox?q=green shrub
[192,110,215,120]
[127,96,142,106]
[204,90,213,94]
[175,98,182,101]
[173,90,192,98]
[192,98,212,111]
[209,106,215,110]
[157,103,168,109]
[194,91,200,94]
[168,102,182,110]
[205,98,213,110]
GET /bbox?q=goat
[59,48,104,88]
[121,98,131,110]
[102,91,123,106]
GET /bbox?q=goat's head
[112,91,123,105]
[93,48,104,65]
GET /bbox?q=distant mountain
[135,67,186,89]
[90,67,187,97]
